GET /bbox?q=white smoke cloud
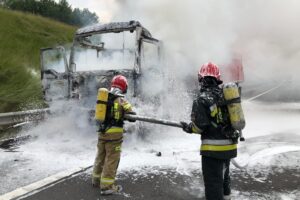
[67,0,300,99]
[68,0,119,22]
[100,0,300,101]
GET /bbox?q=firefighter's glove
[222,125,239,139]
[180,122,193,134]
[126,111,136,122]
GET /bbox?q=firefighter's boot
[100,184,122,195]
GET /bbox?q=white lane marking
[0,166,92,200]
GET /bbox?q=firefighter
[92,75,135,195]
[181,62,239,200]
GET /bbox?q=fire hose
[124,114,244,141]
[124,114,183,128]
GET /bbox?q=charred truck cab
[40,21,163,108]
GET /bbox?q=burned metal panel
[75,21,156,41]
[40,46,69,73]
[134,26,143,75]
[76,21,139,35]
[42,73,69,101]
[40,46,70,101]
[70,70,134,107]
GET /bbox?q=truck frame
[40,21,163,108]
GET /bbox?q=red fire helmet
[198,62,221,81]
[111,75,128,93]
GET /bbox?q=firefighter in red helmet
[92,75,135,195]
[181,62,238,200]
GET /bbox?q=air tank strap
[219,97,241,106]
[96,100,108,104]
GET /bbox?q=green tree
[57,0,72,24]
[2,0,99,26]
[79,8,98,26]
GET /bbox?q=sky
[68,0,116,22]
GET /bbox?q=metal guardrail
[0,109,183,129]
[0,108,50,126]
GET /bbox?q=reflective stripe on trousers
[93,173,101,178]
[101,177,115,185]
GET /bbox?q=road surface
[9,166,300,200]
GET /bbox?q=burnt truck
[40,21,163,109]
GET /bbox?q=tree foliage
[2,0,99,26]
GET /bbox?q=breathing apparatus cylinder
[223,82,246,141]
[95,88,109,122]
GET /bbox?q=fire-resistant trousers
[202,156,231,200]
[92,139,122,189]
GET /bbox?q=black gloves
[126,111,136,122]
[222,125,239,139]
[180,121,193,133]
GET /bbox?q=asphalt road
[1,118,300,200]
[18,166,300,200]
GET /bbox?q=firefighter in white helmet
[181,62,244,200]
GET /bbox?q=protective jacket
[191,81,237,160]
[99,88,133,141]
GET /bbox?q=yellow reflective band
[115,145,121,152]
[114,103,120,120]
[101,177,115,185]
[201,144,237,151]
[192,126,198,133]
[92,173,101,178]
[192,123,202,134]
[210,104,218,117]
[105,127,123,133]
[114,102,119,109]
[123,103,132,111]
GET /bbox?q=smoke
[74,31,136,71]
[99,0,300,101]
[68,0,119,23]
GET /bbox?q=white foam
[1,101,300,196]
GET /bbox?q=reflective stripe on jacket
[201,144,237,151]
[200,138,237,159]
[105,127,124,134]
